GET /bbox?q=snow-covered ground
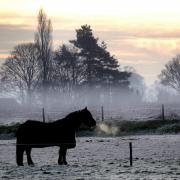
[1,135,180,179]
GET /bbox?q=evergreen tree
[70,25,102,86]
[70,25,130,89]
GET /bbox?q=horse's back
[16,120,45,143]
[17,120,45,136]
[23,120,45,127]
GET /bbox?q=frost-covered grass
[0,123,20,139]
[1,135,180,179]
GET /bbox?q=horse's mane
[65,110,81,119]
[52,110,81,124]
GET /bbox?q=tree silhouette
[70,25,131,105]
[0,13,134,107]
[70,25,101,86]
[35,9,53,105]
[70,25,130,89]
[159,54,180,92]
[0,43,39,104]
[53,44,84,92]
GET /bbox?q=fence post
[129,142,133,166]
[162,104,165,121]
[101,106,104,121]
[42,108,45,123]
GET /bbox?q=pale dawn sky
[1,0,180,85]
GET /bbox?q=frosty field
[1,135,180,180]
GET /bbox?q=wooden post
[101,106,104,121]
[162,104,165,121]
[42,108,45,123]
[129,142,133,166]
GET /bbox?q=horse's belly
[17,124,76,148]
[61,141,76,149]
[17,134,76,148]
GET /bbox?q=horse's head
[79,107,96,128]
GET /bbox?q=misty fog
[0,77,180,125]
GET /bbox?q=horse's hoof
[17,164,24,166]
[29,163,34,167]
[58,161,63,165]
[64,161,68,165]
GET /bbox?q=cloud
[0,24,35,51]
[97,29,180,40]
[0,53,8,59]
[99,32,180,65]
[122,59,158,65]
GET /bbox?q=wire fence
[0,103,180,124]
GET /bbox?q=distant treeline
[0,9,141,107]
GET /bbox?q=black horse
[16,107,96,166]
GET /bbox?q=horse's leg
[62,147,68,165]
[58,147,63,165]
[58,147,68,165]
[16,144,24,166]
[26,147,34,166]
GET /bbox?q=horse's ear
[84,107,87,110]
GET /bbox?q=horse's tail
[15,128,19,137]
[16,122,25,138]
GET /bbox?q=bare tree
[53,45,84,91]
[0,43,40,104]
[159,55,180,92]
[35,9,53,104]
